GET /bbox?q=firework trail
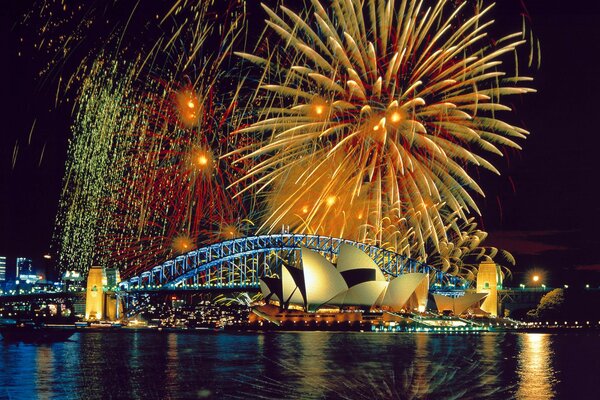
[230,0,536,263]
[52,1,255,276]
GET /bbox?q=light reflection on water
[0,331,598,399]
[516,333,556,399]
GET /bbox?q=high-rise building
[16,257,33,278]
[16,257,39,283]
[0,256,6,282]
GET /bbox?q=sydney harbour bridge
[119,234,464,292]
[113,233,466,317]
[0,234,471,319]
[0,233,560,320]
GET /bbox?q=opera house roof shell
[260,244,430,312]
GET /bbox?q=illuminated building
[432,293,489,316]
[16,257,33,279]
[477,261,503,317]
[254,245,489,327]
[15,257,41,284]
[0,256,6,282]
[259,244,430,313]
[85,266,107,320]
[255,245,434,325]
[84,266,121,321]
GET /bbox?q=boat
[89,321,123,329]
[0,321,77,343]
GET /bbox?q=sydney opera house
[252,244,491,329]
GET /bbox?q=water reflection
[166,333,179,387]
[516,334,556,399]
[35,345,53,398]
[412,333,430,396]
[1,331,597,399]
[297,332,328,395]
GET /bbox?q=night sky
[1,0,599,286]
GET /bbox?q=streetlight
[532,275,540,283]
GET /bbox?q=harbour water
[0,331,598,399]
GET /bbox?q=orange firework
[175,87,202,128]
[172,234,195,253]
[231,0,536,261]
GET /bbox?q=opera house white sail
[432,292,489,316]
[260,244,436,313]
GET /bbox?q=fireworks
[40,0,537,278]
[53,1,254,276]
[231,0,536,261]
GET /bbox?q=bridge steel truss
[118,234,466,293]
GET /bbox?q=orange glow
[326,195,337,207]
[175,88,201,127]
[189,147,214,176]
[301,205,309,214]
[172,235,194,253]
[533,275,540,282]
[308,97,329,119]
[386,107,406,129]
[362,115,387,144]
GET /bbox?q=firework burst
[53,1,255,276]
[231,0,535,260]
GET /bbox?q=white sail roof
[259,279,279,302]
[433,292,488,316]
[282,265,305,306]
[326,280,390,308]
[382,273,429,311]
[262,246,435,313]
[300,246,348,311]
[336,243,386,281]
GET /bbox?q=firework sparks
[43,0,537,279]
[53,1,254,276]
[231,0,536,261]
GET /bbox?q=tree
[527,289,565,320]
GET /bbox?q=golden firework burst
[230,0,535,259]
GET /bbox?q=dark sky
[1,0,600,286]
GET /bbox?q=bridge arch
[118,234,465,293]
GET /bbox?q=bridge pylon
[85,266,122,321]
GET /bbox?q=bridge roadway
[118,233,466,293]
